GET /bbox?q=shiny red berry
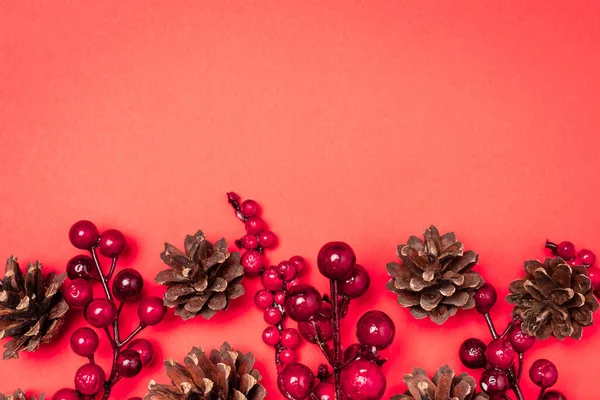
[286,278,301,289]
[298,307,334,343]
[112,268,144,302]
[340,359,387,400]
[64,279,94,308]
[274,291,286,305]
[343,343,362,362]
[277,261,298,281]
[312,381,335,400]
[474,283,497,314]
[69,220,99,250]
[284,284,322,322]
[241,234,259,250]
[317,241,356,280]
[280,349,297,364]
[138,296,166,326]
[356,310,395,350]
[339,264,370,298]
[259,231,277,248]
[262,326,281,346]
[70,327,99,357]
[74,363,106,395]
[245,217,265,235]
[507,324,535,353]
[480,369,509,395]
[240,199,259,217]
[84,298,117,328]
[52,388,81,400]
[241,250,266,277]
[459,338,487,369]
[556,241,576,260]
[579,249,596,266]
[289,256,306,274]
[262,267,284,291]
[264,307,283,325]
[588,266,600,291]
[541,391,566,400]
[66,255,99,281]
[281,328,301,349]
[485,339,515,368]
[254,289,274,309]
[529,359,558,388]
[98,229,126,258]
[117,349,143,378]
[127,338,154,366]
[278,363,314,400]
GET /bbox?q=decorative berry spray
[227,192,394,400]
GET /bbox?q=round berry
[588,266,600,292]
[286,278,301,289]
[98,229,126,258]
[112,268,144,302]
[259,231,277,248]
[284,284,322,322]
[64,279,94,308]
[556,241,576,260]
[245,217,265,235]
[241,234,259,250]
[485,339,515,369]
[262,326,281,346]
[339,264,370,298]
[507,323,535,353]
[312,381,335,400]
[52,388,81,400]
[542,391,567,400]
[117,349,143,378]
[262,267,284,291]
[344,343,362,362]
[254,289,274,309]
[529,359,558,388]
[298,307,334,343]
[567,258,581,267]
[84,298,117,328]
[280,348,297,364]
[579,249,596,266]
[281,328,301,349]
[69,220,99,250]
[241,250,266,277]
[459,338,487,369]
[274,291,286,305]
[127,338,154,366]
[289,256,306,274]
[240,199,259,217]
[278,363,314,400]
[138,296,166,326]
[340,359,386,400]
[70,327,99,357]
[317,241,356,280]
[264,307,283,325]
[74,363,106,395]
[356,310,395,350]
[474,283,497,314]
[480,368,509,395]
[277,261,298,281]
[66,255,99,281]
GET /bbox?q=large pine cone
[156,231,245,320]
[0,257,68,360]
[145,342,267,400]
[507,257,600,340]
[392,365,489,400]
[0,390,43,400]
[386,226,484,325]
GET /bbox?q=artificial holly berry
[70,327,99,357]
[278,363,314,400]
[298,306,334,343]
[340,359,387,400]
[507,323,535,353]
[98,229,126,258]
[127,338,154,366]
[312,381,335,400]
[241,234,259,250]
[281,328,301,349]
[52,388,82,400]
[339,264,370,298]
[245,217,265,235]
[255,289,274,309]
[74,363,106,395]
[69,220,99,250]
[241,250,266,277]
[277,261,298,282]
[356,310,395,350]
[317,241,356,280]
[138,296,166,326]
[280,348,297,364]
[240,199,259,217]
[480,368,509,395]
[259,231,277,248]
[64,279,94,308]
[587,266,600,291]
[289,256,306,274]
[485,339,515,369]
[541,391,567,400]
[117,349,143,378]
[262,326,281,346]
[474,283,497,314]
[264,307,283,325]
[555,241,576,260]
[579,249,596,266]
[284,284,322,322]
[112,268,144,302]
[274,291,286,305]
[459,338,487,369]
[66,255,99,281]
[529,359,558,388]
[262,267,284,291]
[85,298,117,328]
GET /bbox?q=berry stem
[311,320,333,364]
[506,367,525,400]
[516,352,524,382]
[483,313,499,339]
[120,324,146,347]
[545,240,558,252]
[537,388,547,400]
[329,279,343,400]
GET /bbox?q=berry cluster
[52,221,165,400]
[228,193,394,400]
[545,240,600,292]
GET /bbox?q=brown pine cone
[0,257,69,360]
[145,342,267,400]
[391,365,489,400]
[386,226,484,325]
[156,231,245,320]
[0,390,43,400]
[507,257,600,340]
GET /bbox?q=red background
[1,1,599,398]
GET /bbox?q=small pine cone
[145,342,267,400]
[507,257,600,340]
[0,389,43,400]
[156,231,245,320]
[386,226,484,325]
[0,257,69,360]
[392,365,489,400]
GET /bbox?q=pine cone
[391,365,489,400]
[0,257,68,360]
[386,226,484,325]
[506,257,600,340]
[145,342,267,400]
[0,390,43,400]
[156,231,245,320]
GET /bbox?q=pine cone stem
[329,279,343,400]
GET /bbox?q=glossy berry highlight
[70,327,99,357]
[317,241,356,280]
[138,296,166,326]
[278,363,314,400]
[340,359,387,400]
[74,363,106,395]
[85,298,117,328]
[529,359,558,388]
[459,338,487,369]
[69,220,99,250]
[356,310,395,350]
[98,229,126,258]
[284,284,322,322]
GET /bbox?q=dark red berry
[278,363,314,400]
[259,231,277,248]
[241,250,266,277]
[245,217,265,235]
[317,241,356,280]
[138,296,166,326]
[70,327,99,357]
[588,266,600,291]
[52,388,81,400]
[567,258,581,267]
[74,363,106,395]
[254,289,274,309]
[289,256,306,274]
[286,278,301,289]
[529,359,558,388]
[580,249,597,266]
[241,234,259,250]
[127,338,154,366]
[541,391,566,400]
[485,339,515,369]
[507,323,535,353]
[66,255,99,281]
[112,268,144,302]
[556,241,576,260]
[85,298,117,328]
[117,349,143,378]
[344,343,362,362]
[274,291,286,305]
[240,199,259,217]
[281,328,301,349]
[356,310,395,350]
[280,348,297,364]
[69,220,99,250]
[312,381,335,400]
[98,229,126,258]
[264,307,283,325]
[262,326,281,346]
[340,359,387,400]
[474,283,497,314]
[459,338,487,369]
[298,306,334,343]
[277,261,298,281]
[262,267,284,291]
[480,368,509,395]
[339,264,370,298]
[64,279,94,308]
[284,284,322,322]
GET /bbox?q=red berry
[98,229,126,258]
[245,217,265,235]
[259,231,277,248]
[588,266,600,291]
[507,323,535,353]
[241,250,266,277]
[556,241,576,260]
[459,338,487,369]
[317,241,356,280]
[277,261,298,281]
[284,284,322,322]
[264,307,283,325]
[567,258,581,266]
[480,368,509,395]
[298,307,334,343]
[580,249,596,266]
[280,348,297,364]
[289,256,306,274]
[274,291,286,305]
[117,349,143,378]
[241,234,259,250]
[254,289,274,309]
[340,359,387,400]
[542,391,567,400]
[52,388,81,400]
[344,343,362,362]
[281,328,301,349]
[240,199,259,217]
[529,359,558,388]
[69,220,99,250]
[356,310,395,350]
[66,255,99,281]
[138,296,166,326]
[70,327,99,357]
[312,381,335,400]
[485,339,515,368]
[127,338,154,366]
[262,326,281,346]
[74,363,106,395]
[112,268,144,302]
[286,278,301,289]
[278,363,314,400]
[474,283,497,314]
[262,267,284,291]
[339,264,370,298]
[64,279,94,308]
[85,298,117,328]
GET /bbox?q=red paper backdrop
[1,1,599,398]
